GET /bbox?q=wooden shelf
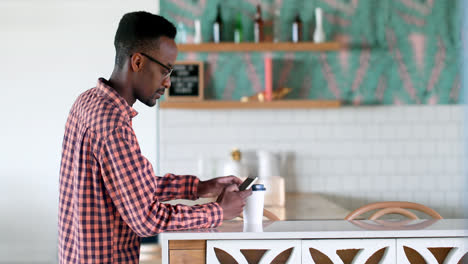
[160,100,341,109]
[177,42,341,52]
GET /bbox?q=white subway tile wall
[158,106,467,218]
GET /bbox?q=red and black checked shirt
[59,78,222,263]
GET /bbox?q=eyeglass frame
[139,52,173,79]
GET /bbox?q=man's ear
[130,53,144,72]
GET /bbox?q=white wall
[159,106,467,219]
[464,0,468,219]
[0,0,159,262]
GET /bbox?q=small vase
[313,8,325,43]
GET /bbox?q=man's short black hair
[114,11,177,68]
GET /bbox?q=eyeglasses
[140,52,173,79]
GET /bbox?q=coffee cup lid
[252,184,266,191]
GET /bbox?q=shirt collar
[96,78,138,120]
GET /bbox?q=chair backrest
[345,201,443,220]
[262,208,281,221]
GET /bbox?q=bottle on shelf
[175,22,187,44]
[234,13,243,43]
[313,7,325,43]
[272,6,281,42]
[254,4,264,43]
[213,4,223,43]
[194,19,202,44]
[292,12,302,43]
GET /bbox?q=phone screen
[238,176,258,191]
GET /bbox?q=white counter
[161,219,468,241]
[161,219,468,264]
[149,193,350,263]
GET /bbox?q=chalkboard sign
[165,61,204,101]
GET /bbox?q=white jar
[223,148,249,179]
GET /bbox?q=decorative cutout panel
[397,238,468,264]
[336,248,361,264]
[302,239,395,263]
[207,240,300,264]
[240,249,268,264]
[214,247,239,264]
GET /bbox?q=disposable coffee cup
[243,184,266,224]
[243,222,263,232]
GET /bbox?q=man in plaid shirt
[58,12,252,263]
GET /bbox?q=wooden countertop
[268,192,350,220]
[164,192,350,220]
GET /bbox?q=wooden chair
[345,201,443,220]
[262,208,281,221]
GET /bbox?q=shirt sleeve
[96,125,223,236]
[155,173,200,201]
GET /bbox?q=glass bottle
[292,13,302,43]
[273,7,281,42]
[175,22,187,44]
[194,19,202,44]
[234,13,243,43]
[313,8,325,43]
[213,4,223,43]
[254,5,264,43]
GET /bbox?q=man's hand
[198,176,243,198]
[216,184,252,220]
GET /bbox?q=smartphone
[238,176,258,191]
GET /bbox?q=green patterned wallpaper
[161,0,461,104]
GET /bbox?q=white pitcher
[257,150,280,179]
